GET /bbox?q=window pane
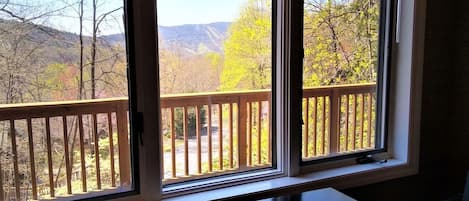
[302,0,382,160]
[157,0,274,185]
[0,0,132,199]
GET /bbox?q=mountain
[102,22,231,55]
[0,19,79,47]
[0,19,230,60]
[158,22,230,54]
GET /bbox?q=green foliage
[43,64,67,89]
[173,107,207,139]
[221,0,272,91]
[250,126,271,164]
[54,133,120,197]
[303,0,380,87]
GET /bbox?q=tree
[79,0,85,99]
[0,1,66,103]
[60,0,125,100]
[303,0,380,87]
[221,0,272,91]
[40,63,79,100]
[0,2,78,199]
[206,52,223,79]
[159,41,219,95]
[158,42,184,95]
[89,0,122,99]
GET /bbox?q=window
[0,0,425,199]
[156,0,276,188]
[126,0,426,199]
[301,0,388,163]
[0,0,136,200]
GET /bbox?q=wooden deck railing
[301,83,376,158]
[0,98,130,200]
[160,89,272,183]
[159,83,376,182]
[0,83,375,200]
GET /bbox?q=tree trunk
[91,0,97,99]
[79,0,84,100]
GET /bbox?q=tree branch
[95,7,122,31]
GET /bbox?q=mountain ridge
[102,22,231,54]
[0,19,230,55]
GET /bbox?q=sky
[157,0,247,26]
[0,0,247,35]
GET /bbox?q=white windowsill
[162,159,415,201]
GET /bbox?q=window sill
[161,159,416,201]
[163,168,283,194]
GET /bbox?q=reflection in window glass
[157,0,274,185]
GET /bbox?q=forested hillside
[0,19,230,103]
[0,0,379,104]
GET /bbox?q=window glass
[302,0,383,161]
[0,0,132,199]
[157,0,274,185]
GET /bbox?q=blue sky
[157,0,247,26]
[0,0,247,35]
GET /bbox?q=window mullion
[128,0,162,199]
[285,0,304,177]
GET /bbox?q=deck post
[329,89,341,154]
[238,97,248,169]
[117,101,131,187]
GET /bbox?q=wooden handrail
[0,98,128,121]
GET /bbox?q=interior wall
[343,0,467,200]
[450,0,469,185]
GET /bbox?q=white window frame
[112,0,426,200]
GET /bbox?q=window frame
[114,0,426,200]
[160,0,289,197]
[121,0,163,200]
[46,1,152,200]
[69,0,145,200]
[295,0,425,176]
[299,0,392,166]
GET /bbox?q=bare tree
[79,0,85,99]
